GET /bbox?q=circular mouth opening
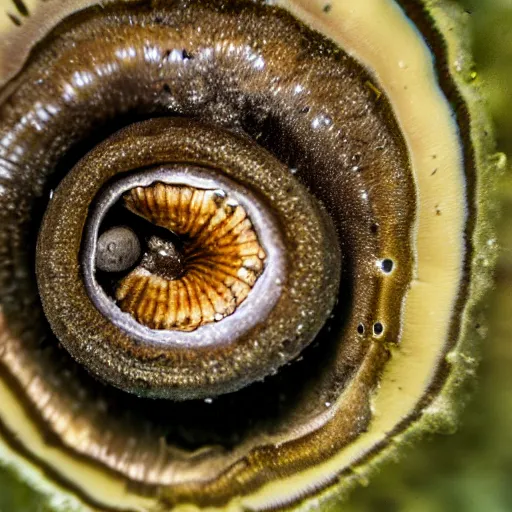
[91,180,268,332]
[81,166,286,346]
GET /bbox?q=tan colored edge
[0,0,142,87]
[0,317,154,511]
[0,430,90,512]
[284,1,503,511]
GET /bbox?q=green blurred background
[346,1,512,510]
[0,1,511,510]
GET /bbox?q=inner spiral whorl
[37,118,341,400]
[115,182,267,331]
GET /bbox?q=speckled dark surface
[37,119,341,399]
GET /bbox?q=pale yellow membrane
[0,0,466,510]
[0,0,102,87]
[235,0,466,509]
[0,423,88,512]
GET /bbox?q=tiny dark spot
[13,0,29,16]
[300,106,311,114]
[8,13,21,26]
[398,387,403,391]
[162,83,171,94]
[182,49,193,60]
[282,339,294,353]
[373,322,384,336]
[357,324,364,335]
[154,15,163,23]
[323,4,332,13]
[381,259,393,273]
[435,205,442,216]
[475,323,481,329]
[431,168,438,176]
[351,153,362,165]
[370,223,379,234]
[432,154,437,159]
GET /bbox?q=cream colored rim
[239,0,465,509]
[0,0,467,510]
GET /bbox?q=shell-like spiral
[0,0,499,511]
[117,183,266,330]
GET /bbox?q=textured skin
[37,119,341,399]
[0,1,414,506]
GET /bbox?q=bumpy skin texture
[37,118,341,400]
[0,0,499,511]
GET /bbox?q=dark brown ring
[36,117,341,400]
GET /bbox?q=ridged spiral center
[115,182,266,331]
